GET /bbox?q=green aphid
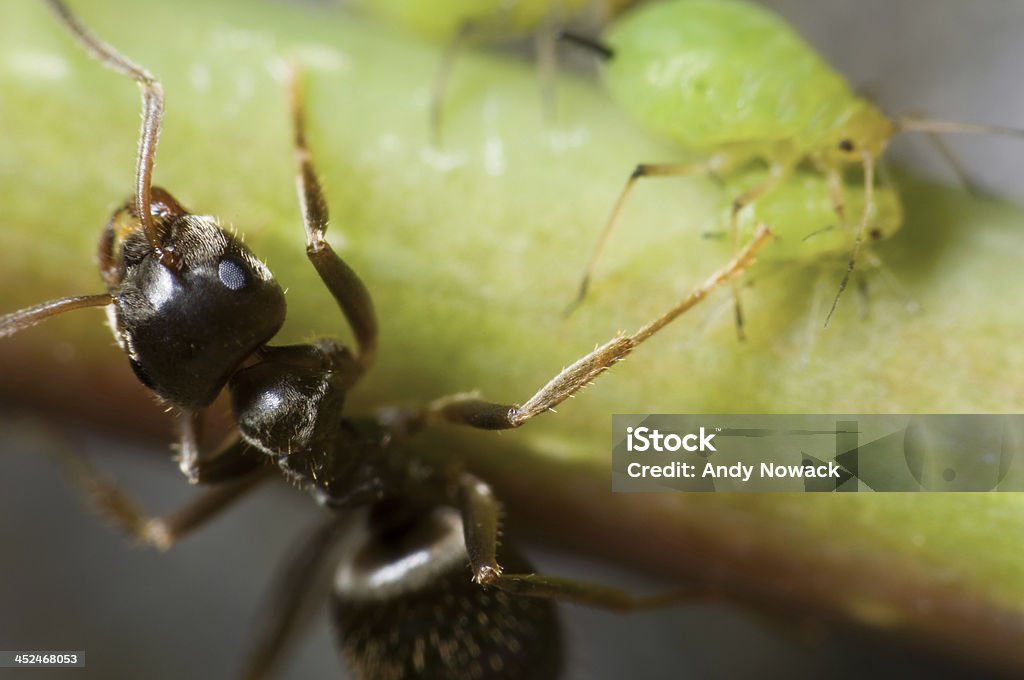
[567,0,1023,325]
[354,0,635,143]
[730,169,903,263]
[356,0,596,42]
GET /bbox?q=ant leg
[46,0,174,266]
[418,227,770,431]
[567,152,741,316]
[0,294,111,339]
[288,65,378,372]
[54,434,271,550]
[457,472,713,609]
[238,515,352,680]
[176,412,270,483]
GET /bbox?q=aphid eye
[869,228,883,240]
[838,139,855,152]
[218,257,250,291]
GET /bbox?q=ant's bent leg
[177,410,266,484]
[287,64,378,372]
[239,515,352,680]
[420,226,771,432]
[457,472,714,610]
[568,152,740,315]
[57,433,271,550]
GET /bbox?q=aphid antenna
[557,31,615,61]
[892,116,1024,194]
[893,116,1024,140]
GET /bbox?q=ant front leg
[289,66,378,374]
[419,226,771,433]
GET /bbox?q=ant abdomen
[332,502,562,680]
[105,187,287,410]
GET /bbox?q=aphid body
[569,0,1022,323]
[354,0,635,142]
[357,0,598,42]
[728,168,903,261]
[604,0,892,167]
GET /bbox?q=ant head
[825,102,894,166]
[108,187,286,410]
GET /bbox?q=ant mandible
[1,1,771,678]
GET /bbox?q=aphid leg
[824,166,847,222]
[922,131,982,196]
[424,226,771,432]
[0,294,112,339]
[239,515,353,680]
[856,270,871,320]
[289,64,378,372]
[863,250,920,315]
[53,432,271,550]
[727,162,793,339]
[428,15,516,146]
[567,156,735,316]
[534,17,560,123]
[457,471,713,608]
[45,0,174,267]
[825,154,876,327]
[796,268,831,368]
[429,22,473,147]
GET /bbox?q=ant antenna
[45,0,176,268]
[0,294,113,339]
[557,31,615,60]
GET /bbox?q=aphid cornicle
[565,0,1024,325]
[1,1,773,678]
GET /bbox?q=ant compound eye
[838,139,855,152]
[218,257,250,291]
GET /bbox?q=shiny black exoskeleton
[0,1,769,678]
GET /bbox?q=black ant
[1,1,771,678]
